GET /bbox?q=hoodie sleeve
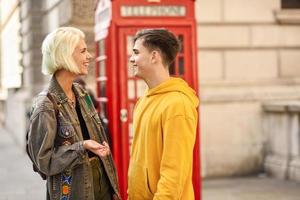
[153,113,197,199]
[28,105,86,176]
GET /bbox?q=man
[128,29,199,200]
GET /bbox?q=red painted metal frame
[191,15,201,200]
[95,1,200,199]
[116,26,130,198]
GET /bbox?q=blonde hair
[41,27,85,75]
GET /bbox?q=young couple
[27,27,199,200]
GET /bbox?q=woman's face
[72,39,92,75]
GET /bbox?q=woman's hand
[83,140,110,157]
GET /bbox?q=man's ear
[151,50,160,64]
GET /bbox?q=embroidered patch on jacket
[59,126,74,138]
[60,173,72,200]
[85,95,93,111]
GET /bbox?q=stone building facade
[197,0,300,178]
[3,0,300,179]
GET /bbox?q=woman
[27,27,120,200]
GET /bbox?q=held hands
[83,140,110,157]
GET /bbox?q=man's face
[129,38,152,79]
[72,39,92,75]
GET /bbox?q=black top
[75,99,95,158]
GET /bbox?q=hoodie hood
[146,78,199,108]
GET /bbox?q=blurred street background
[1,0,300,199]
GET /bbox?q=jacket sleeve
[28,107,86,176]
[153,114,197,199]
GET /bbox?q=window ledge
[275,9,300,24]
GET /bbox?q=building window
[0,1,22,92]
[276,0,300,23]
[282,0,300,9]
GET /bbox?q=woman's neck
[54,69,76,99]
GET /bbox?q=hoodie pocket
[128,162,153,199]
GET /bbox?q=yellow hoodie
[128,78,199,200]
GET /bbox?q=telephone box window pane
[128,123,133,145]
[127,35,134,56]
[98,81,106,97]
[99,102,108,121]
[128,80,135,99]
[169,62,175,75]
[99,60,106,76]
[178,35,184,53]
[137,80,148,97]
[179,57,184,75]
[282,0,300,8]
[128,102,135,122]
[98,40,105,56]
[128,59,135,78]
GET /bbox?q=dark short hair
[133,28,181,67]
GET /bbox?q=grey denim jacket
[27,77,121,200]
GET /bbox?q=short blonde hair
[41,27,85,75]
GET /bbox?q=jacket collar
[48,76,87,104]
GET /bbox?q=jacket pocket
[146,169,154,195]
[128,162,153,199]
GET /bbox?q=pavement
[1,128,300,200]
[0,128,45,200]
[203,176,300,200]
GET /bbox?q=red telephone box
[94,0,200,199]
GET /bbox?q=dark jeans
[90,157,112,200]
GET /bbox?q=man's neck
[145,67,170,89]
